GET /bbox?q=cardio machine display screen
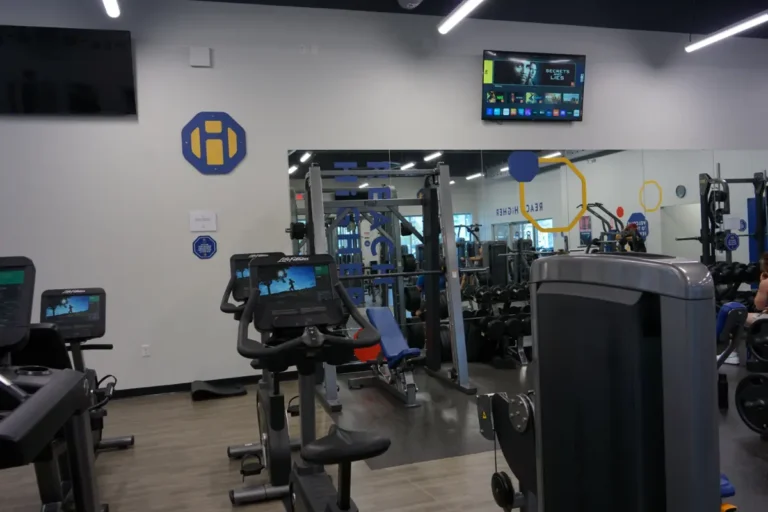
[40,290,106,340]
[255,264,333,301]
[233,260,252,302]
[0,269,25,327]
[42,295,101,323]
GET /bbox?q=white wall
[2,0,768,388]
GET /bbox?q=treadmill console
[248,254,343,331]
[230,252,285,303]
[40,288,106,341]
[0,257,35,350]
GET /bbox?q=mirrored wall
[288,149,768,266]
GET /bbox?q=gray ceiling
[198,0,768,39]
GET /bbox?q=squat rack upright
[677,169,767,265]
[302,163,476,412]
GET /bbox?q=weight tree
[299,164,476,411]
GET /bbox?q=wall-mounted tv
[482,50,585,122]
[0,25,137,116]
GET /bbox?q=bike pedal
[240,456,264,479]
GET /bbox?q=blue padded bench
[366,307,420,368]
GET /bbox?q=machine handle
[220,277,245,314]
[236,281,381,358]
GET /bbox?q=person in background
[461,244,483,290]
[746,253,768,327]
[721,253,768,365]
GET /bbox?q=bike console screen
[40,288,106,340]
[248,255,343,331]
[0,268,26,328]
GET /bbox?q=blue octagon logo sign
[193,236,218,260]
[182,112,247,175]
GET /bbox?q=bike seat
[301,425,390,465]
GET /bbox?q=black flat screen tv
[482,50,585,122]
[0,25,137,116]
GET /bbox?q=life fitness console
[39,288,106,342]
[236,254,380,370]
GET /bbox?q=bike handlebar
[220,277,245,315]
[237,281,381,359]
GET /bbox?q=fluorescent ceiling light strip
[424,151,443,162]
[288,165,298,174]
[685,12,768,53]
[401,162,416,170]
[300,152,312,163]
[542,152,562,159]
[501,166,509,172]
[437,0,487,35]
[103,0,120,18]
[466,173,483,180]
[359,183,369,189]
[450,180,456,185]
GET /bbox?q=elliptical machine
[220,252,301,507]
[237,253,390,511]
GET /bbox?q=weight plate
[735,374,768,435]
[747,326,768,363]
[491,471,515,509]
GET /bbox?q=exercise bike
[237,253,390,511]
[221,253,301,506]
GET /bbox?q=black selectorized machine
[479,254,729,512]
[0,256,107,512]
[220,252,302,507]
[237,254,390,512]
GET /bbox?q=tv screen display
[0,25,137,116]
[482,50,585,122]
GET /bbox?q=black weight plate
[491,472,515,509]
[735,374,768,435]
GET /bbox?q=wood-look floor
[1,381,511,512]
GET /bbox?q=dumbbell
[719,263,736,284]
[487,318,506,341]
[520,317,532,336]
[505,317,521,338]
[493,286,509,303]
[734,263,749,283]
[475,287,490,302]
[745,262,760,284]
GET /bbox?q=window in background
[401,214,472,255]
[492,223,510,244]
[537,218,555,251]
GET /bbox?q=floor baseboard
[113,360,370,400]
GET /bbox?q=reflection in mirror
[287,149,768,292]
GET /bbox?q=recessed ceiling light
[424,151,442,162]
[359,182,369,189]
[466,173,483,180]
[401,162,416,170]
[288,165,298,174]
[300,152,312,163]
